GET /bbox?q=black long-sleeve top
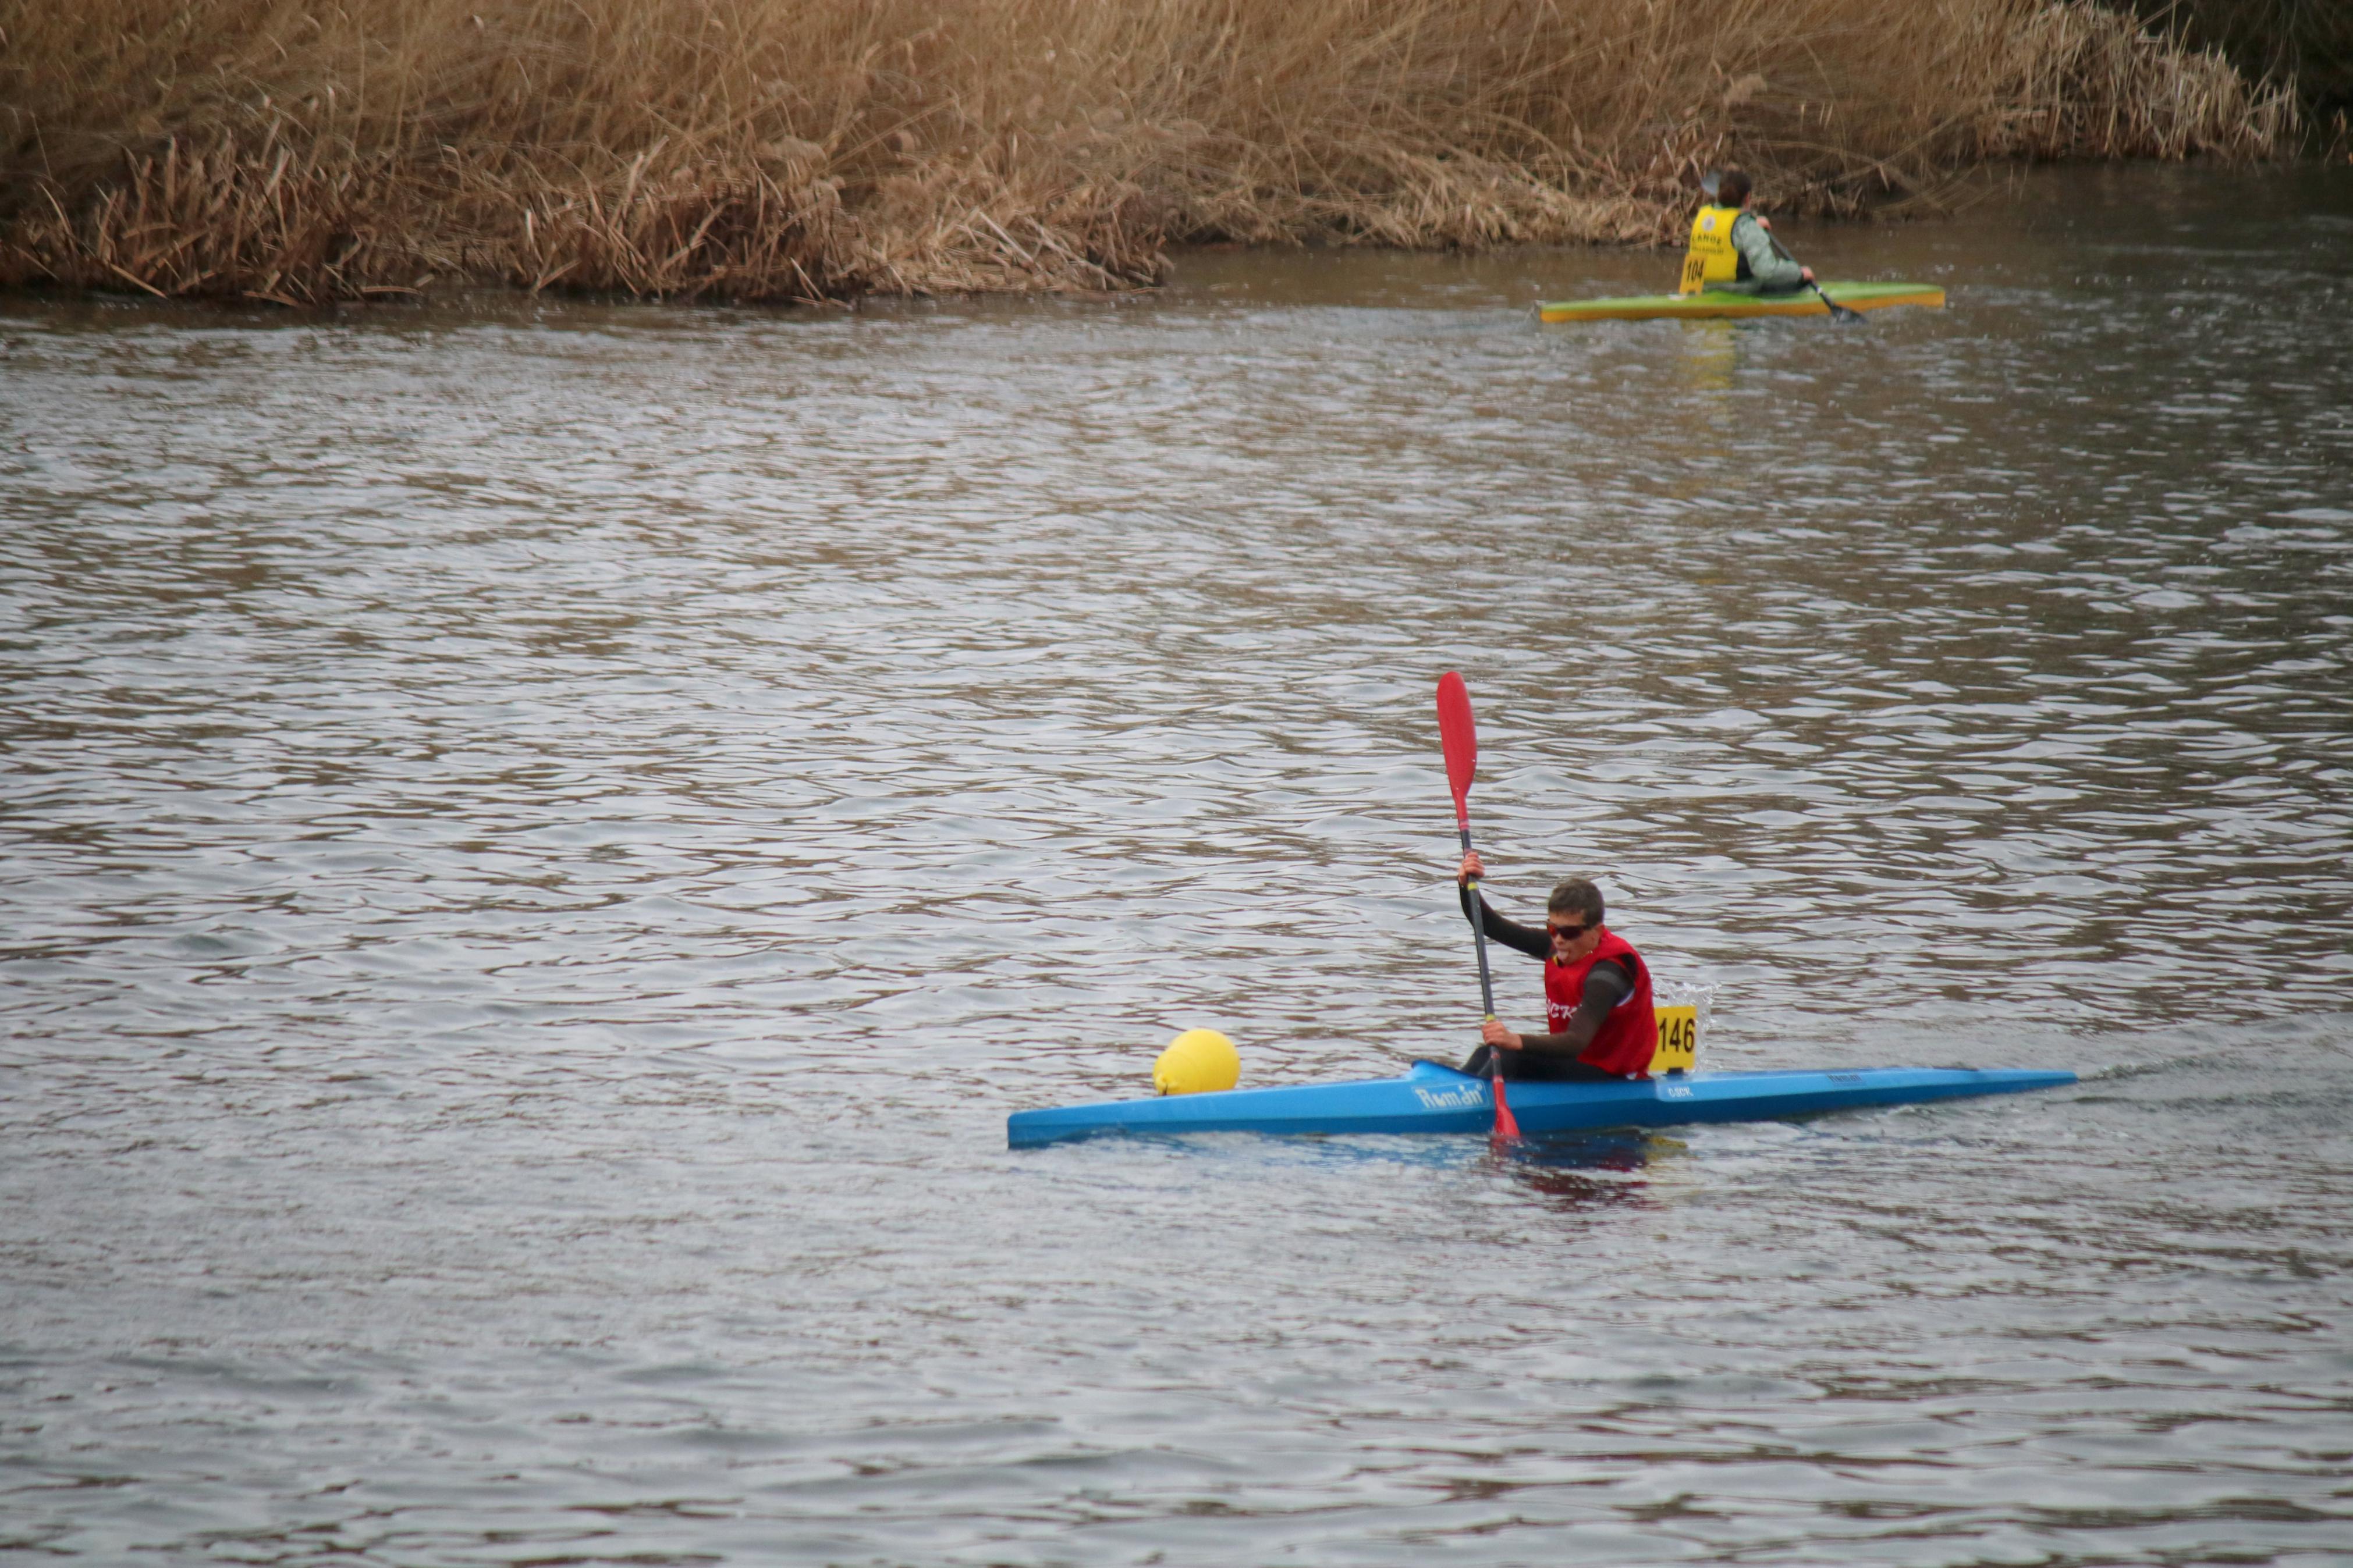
[1459,885,1632,1056]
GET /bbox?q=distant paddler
[1680,168,1812,298]
[1454,852,1659,1083]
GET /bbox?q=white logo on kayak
[1413,1086,1489,1111]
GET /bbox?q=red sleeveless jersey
[1543,929,1657,1078]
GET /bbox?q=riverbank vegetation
[2124,0,2353,119]
[0,0,2300,304]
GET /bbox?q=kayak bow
[1006,1060,2074,1149]
[1539,280,1944,323]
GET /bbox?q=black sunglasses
[1546,920,1593,940]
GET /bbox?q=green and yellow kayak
[1539,280,1944,323]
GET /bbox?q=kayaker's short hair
[1717,169,1753,207]
[1546,878,1605,925]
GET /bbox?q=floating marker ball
[1153,1029,1240,1096]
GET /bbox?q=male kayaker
[1679,169,1812,297]
[1456,852,1658,1082]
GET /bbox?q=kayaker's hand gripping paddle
[1437,671,1520,1142]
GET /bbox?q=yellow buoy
[1153,1029,1240,1096]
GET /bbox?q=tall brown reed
[2126,0,2353,116]
[0,0,2298,305]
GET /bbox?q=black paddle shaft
[1762,229,1861,321]
[1459,825,1499,1021]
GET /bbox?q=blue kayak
[1006,1059,2075,1149]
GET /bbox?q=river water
[3,165,2350,1565]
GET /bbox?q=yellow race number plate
[1651,1005,1698,1075]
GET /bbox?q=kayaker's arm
[1505,961,1632,1056]
[1723,211,1807,296]
[1483,962,1632,1055]
[1456,881,1550,961]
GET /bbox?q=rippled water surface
[5,165,2351,1565]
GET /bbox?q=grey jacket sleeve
[1726,212,1805,294]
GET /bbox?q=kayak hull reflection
[1539,280,1945,323]
[1006,1059,2075,1149]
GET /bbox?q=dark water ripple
[3,166,2350,1564]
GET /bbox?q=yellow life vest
[1678,204,1744,295]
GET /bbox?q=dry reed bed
[0,0,2298,305]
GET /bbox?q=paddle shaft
[1763,228,1862,321]
[1458,826,1499,1021]
[1457,824,1518,1140]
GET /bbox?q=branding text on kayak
[1412,1085,1489,1111]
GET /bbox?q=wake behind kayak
[1006,1059,2075,1149]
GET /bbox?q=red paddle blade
[1491,1076,1521,1142]
[1436,671,1477,828]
